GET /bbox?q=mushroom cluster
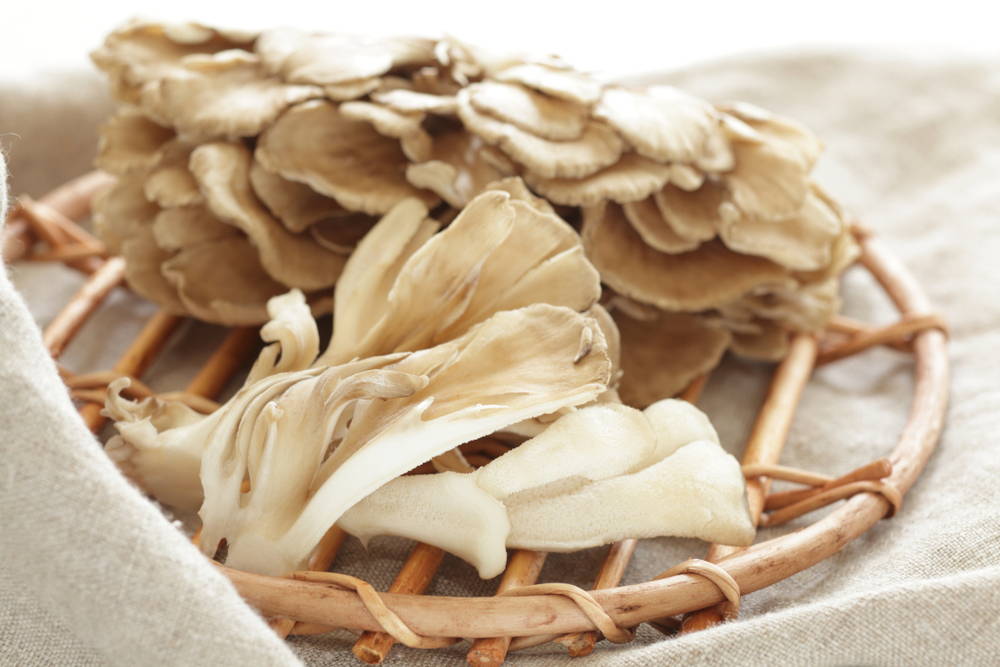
[92,19,856,400]
[103,189,752,577]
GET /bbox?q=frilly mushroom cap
[90,19,256,103]
[457,88,624,179]
[160,236,292,325]
[151,205,239,251]
[256,28,435,85]
[249,160,348,233]
[188,141,346,291]
[405,131,503,208]
[320,190,600,365]
[654,181,725,244]
[493,62,603,105]
[119,227,186,313]
[139,50,322,142]
[372,88,458,115]
[256,99,438,214]
[309,215,378,255]
[469,81,588,141]
[583,202,790,311]
[717,187,844,271]
[594,85,721,164]
[91,175,159,255]
[525,153,676,207]
[339,101,433,162]
[143,141,203,208]
[621,196,702,254]
[95,108,174,175]
[612,304,731,407]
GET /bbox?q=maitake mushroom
[102,189,758,576]
[93,19,857,396]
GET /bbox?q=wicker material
[2,172,949,666]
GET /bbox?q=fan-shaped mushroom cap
[494,63,603,105]
[120,227,185,313]
[457,89,624,179]
[92,175,159,255]
[721,102,822,169]
[143,142,203,208]
[309,215,378,255]
[723,126,812,221]
[405,132,503,208]
[95,109,174,175]
[161,236,290,325]
[622,196,702,253]
[249,160,347,233]
[320,191,600,365]
[90,19,255,103]
[484,176,555,215]
[654,181,725,244]
[525,154,675,207]
[612,306,731,408]
[372,88,457,115]
[256,28,434,85]
[583,202,790,311]
[717,187,844,271]
[594,86,720,164]
[339,101,432,162]
[139,50,322,142]
[151,205,239,251]
[189,142,346,291]
[468,81,588,141]
[257,99,438,214]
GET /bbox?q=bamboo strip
[353,543,447,664]
[764,459,892,511]
[184,327,260,398]
[762,479,902,527]
[826,315,911,352]
[742,463,831,487]
[466,550,548,666]
[2,171,113,265]
[817,314,946,365]
[550,373,711,656]
[43,257,126,357]
[79,311,183,432]
[17,196,104,274]
[681,333,818,633]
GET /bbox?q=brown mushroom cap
[372,88,458,115]
[582,202,790,311]
[249,160,348,233]
[716,188,844,271]
[119,227,186,313]
[189,141,346,291]
[457,89,624,179]
[309,215,378,255]
[613,307,731,408]
[90,20,255,103]
[594,86,720,164]
[95,109,175,175]
[91,175,159,255]
[406,131,503,208]
[151,205,239,251]
[161,236,292,325]
[621,196,701,254]
[143,141,203,208]
[468,81,588,141]
[494,63,603,105]
[256,28,435,85]
[653,181,725,244]
[139,50,322,142]
[339,101,433,162]
[525,154,675,207]
[256,99,438,214]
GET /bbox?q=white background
[4,0,999,79]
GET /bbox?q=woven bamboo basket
[3,171,950,665]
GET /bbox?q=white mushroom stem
[340,400,752,578]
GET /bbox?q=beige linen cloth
[2,50,999,666]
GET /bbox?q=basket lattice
[3,172,949,665]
